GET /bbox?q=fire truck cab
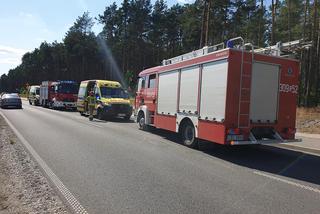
[135,37,300,148]
[40,80,78,110]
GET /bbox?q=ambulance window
[78,87,86,97]
[94,87,100,99]
[148,74,156,88]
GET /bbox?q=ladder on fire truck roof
[254,39,312,57]
[162,37,312,66]
[162,42,225,66]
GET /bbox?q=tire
[97,108,104,120]
[29,100,32,105]
[137,112,147,130]
[124,114,131,121]
[180,121,198,148]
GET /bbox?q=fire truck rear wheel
[181,121,198,148]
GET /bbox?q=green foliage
[275,0,304,42]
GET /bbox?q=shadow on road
[87,118,135,123]
[0,107,23,110]
[148,128,320,186]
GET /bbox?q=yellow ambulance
[77,80,132,120]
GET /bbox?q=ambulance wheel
[181,121,198,148]
[97,108,104,120]
[124,114,131,121]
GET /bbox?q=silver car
[0,93,22,109]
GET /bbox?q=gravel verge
[0,114,70,213]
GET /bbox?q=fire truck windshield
[57,83,79,94]
[100,87,129,99]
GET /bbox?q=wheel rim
[97,109,102,120]
[139,117,145,128]
[183,125,194,145]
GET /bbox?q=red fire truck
[40,80,79,110]
[135,37,300,148]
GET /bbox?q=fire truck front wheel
[180,121,198,148]
[137,111,147,130]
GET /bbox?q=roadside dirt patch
[296,107,320,134]
[0,115,69,213]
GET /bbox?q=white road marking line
[0,111,89,214]
[253,171,320,194]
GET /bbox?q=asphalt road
[1,100,320,214]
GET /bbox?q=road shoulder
[0,114,69,213]
[272,133,320,156]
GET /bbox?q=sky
[0,0,271,76]
[0,0,189,76]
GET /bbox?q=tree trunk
[271,0,275,44]
[205,0,210,46]
[288,0,291,41]
[200,0,207,48]
[302,0,309,39]
[258,0,264,47]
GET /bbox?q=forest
[0,0,319,106]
